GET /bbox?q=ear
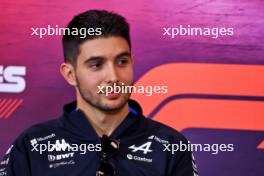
[60,62,77,86]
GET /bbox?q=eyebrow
[115,51,131,59]
[83,51,131,65]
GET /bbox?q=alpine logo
[127,142,153,163]
[128,142,153,154]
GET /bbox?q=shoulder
[139,116,189,144]
[13,117,63,147]
[0,118,63,163]
[129,99,188,143]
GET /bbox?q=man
[0,10,198,176]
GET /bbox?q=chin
[100,97,128,111]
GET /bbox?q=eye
[117,58,129,66]
[89,62,103,70]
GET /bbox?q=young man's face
[74,36,133,111]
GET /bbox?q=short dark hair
[62,10,131,66]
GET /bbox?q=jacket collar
[62,99,143,141]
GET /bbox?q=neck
[76,95,129,137]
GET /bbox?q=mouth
[104,91,121,99]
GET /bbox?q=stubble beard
[76,78,131,112]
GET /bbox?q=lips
[105,91,121,99]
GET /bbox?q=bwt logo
[0,65,26,119]
[48,152,74,162]
[0,65,26,93]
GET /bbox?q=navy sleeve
[0,136,31,176]
[169,150,198,176]
[167,137,199,176]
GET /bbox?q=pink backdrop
[1,0,264,175]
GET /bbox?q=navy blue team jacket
[0,100,198,176]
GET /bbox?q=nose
[105,64,119,84]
